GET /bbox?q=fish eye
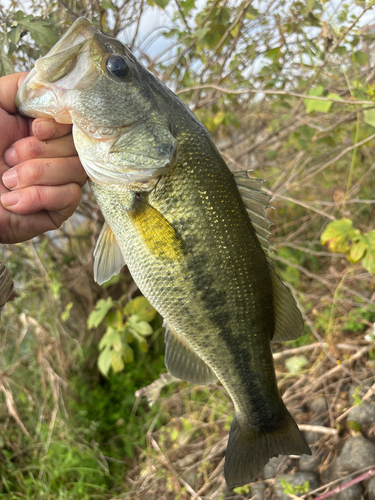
[106,55,130,79]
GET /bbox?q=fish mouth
[16,19,97,123]
[16,69,59,118]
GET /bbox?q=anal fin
[94,222,126,285]
[164,323,217,385]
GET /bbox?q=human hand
[0,72,87,244]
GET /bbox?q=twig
[273,342,323,360]
[314,468,375,500]
[38,405,58,479]
[310,344,373,394]
[336,382,375,423]
[176,84,375,106]
[297,424,338,436]
[150,436,204,500]
[299,465,375,499]
[0,379,31,438]
[264,189,336,220]
[299,133,375,184]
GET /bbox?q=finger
[32,119,73,141]
[2,156,87,190]
[0,203,80,244]
[1,183,82,215]
[4,134,77,167]
[0,72,28,114]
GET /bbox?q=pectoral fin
[164,323,217,385]
[94,222,126,285]
[128,196,184,261]
[269,266,304,342]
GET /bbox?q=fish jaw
[17,67,71,123]
[16,21,98,124]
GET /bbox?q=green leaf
[326,92,342,102]
[335,45,347,56]
[353,50,368,67]
[246,5,259,18]
[1,32,14,76]
[88,298,113,329]
[302,0,315,15]
[147,0,170,8]
[193,27,209,40]
[213,111,225,126]
[9,25,20,46]
[98,346,112,376]
[181,0,195,15]
[18,17,59,48]
[61,302,73,322]
[264,47,280,62]
[349,236,367,263]
[361,230,375,273]
[106,310,123,329]
[133,321,153,336]
[285,355,309,373]
[321,219,358,253]
[351,386,363,406]
[308,86,324,96]
[101,272,121,288]
[98,326,121,350]
[101,0,116,10]
[123,343,134,363]
[363,108,375,128]
[124,296,156,322]
[111,352,125,373]
[304,87,333,113]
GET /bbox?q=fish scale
[16,17,311,488]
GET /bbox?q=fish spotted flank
[16,18,311,488]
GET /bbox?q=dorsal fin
[164,323,217,385]
[233,171,304,342]
[0,263,13,316]
[233,170,274,252]
[94,222,126,285]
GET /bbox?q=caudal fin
[224,411,311,489]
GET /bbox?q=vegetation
[0,0,375,498]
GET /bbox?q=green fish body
[17,18,310,488]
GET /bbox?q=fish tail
[224,411,311,489]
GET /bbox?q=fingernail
[34,120,55,140]
[4,147,19,167]
[3,169,18,189]
[1,191,20,207]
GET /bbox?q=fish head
[17,17,178,186]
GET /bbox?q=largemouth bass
[0,263,13,317]
[17,18,311,487]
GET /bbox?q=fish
[16,17,311,488]
[0,262,13,317]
